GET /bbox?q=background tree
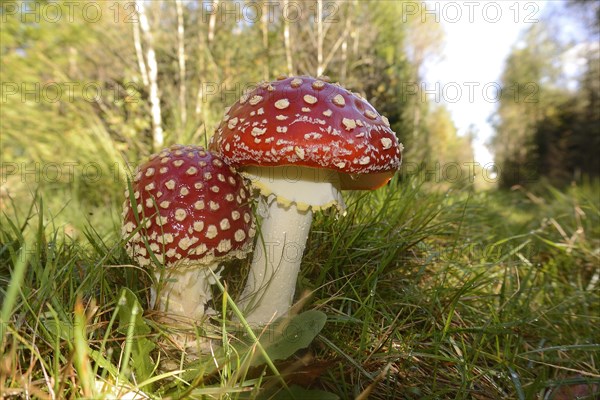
[492,1,600,188]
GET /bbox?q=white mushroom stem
[151,265,220,322]
[238,166,345,325]
[239,200,313,325]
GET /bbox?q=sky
[422,1,548,166]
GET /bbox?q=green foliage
[1,178,599,398]
[492,4,600,188]
[248,310,327,367]
[115,287,156,387]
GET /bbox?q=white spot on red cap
[312,80,325,89]
[290,77,303,87]
[228,117,239,129]
[220,218,231,230]
[304,94,318,104]
[160,233,174,244]
[381,137,393,150]
[186,167,198,175]
[175,209,187,221]
[275,99,290,109]
[218,239,232,252]
[332,94,345,106]
[165,248,177,258]
[145,168,155,177]
[342,118,357,130]
[165,180,176,190]
[249,95,263,105]
[323,109,333,117]
[194,200,205,210]
[365,110,377,120]
[193,221,204,232]
[195,243,208,255]
[294,146,305,160]
[234,229,247,242]
[205,225,218,239]
[173,160,184,167]
[178,236,198,251]
[252,127,266,136]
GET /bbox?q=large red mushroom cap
[122,144,255,268]
[209,75,403,191]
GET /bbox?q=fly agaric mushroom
[122,144,255,322]
[210,75,403,325]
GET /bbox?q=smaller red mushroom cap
[209,75,403,190]
[122,145,255,268]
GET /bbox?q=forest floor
[1,177,599,399]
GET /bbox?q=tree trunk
[136,0,163,151]
[316,0,324,76]
[176,0,187,132]
[262,1,270,80]
[283,0,294,75]
[132,12,149,87]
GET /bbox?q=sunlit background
[1,0,599,230]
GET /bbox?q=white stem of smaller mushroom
[151,265,220,322]
[238,166,345,325]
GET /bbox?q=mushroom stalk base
[151,266,219,323]
[239,200,313,325]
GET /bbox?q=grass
[1,176,599,399]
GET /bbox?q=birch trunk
[132,12,149,87]
[176,0,187,130]
[207,0,220,45]
[283,0,294,75]
[136,0,163,151]
[316,0,324,76]
[261,1,270,80]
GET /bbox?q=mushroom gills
[242,166,346,212]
